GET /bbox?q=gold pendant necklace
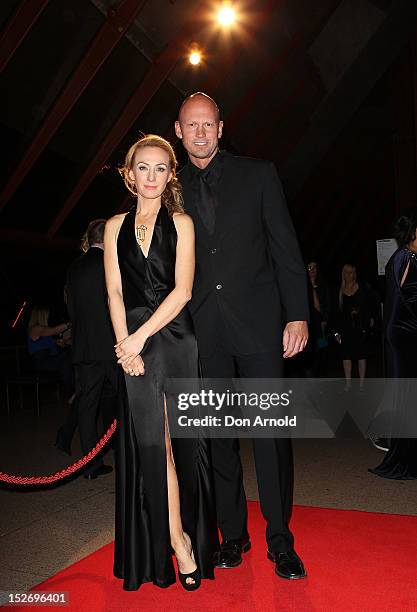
[135,224,147,245]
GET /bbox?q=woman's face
[343,266,356,283]
[128,146,172,200]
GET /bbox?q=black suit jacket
[66,247,115,362]
[179,151,309,357]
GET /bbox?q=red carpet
[18,502,417,611]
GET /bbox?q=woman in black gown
[370,208,417,479]
[333,264,376,390]
[104,135,218,590]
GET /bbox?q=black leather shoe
[84,464,113,480]
[267,549,307,579]
[214,536,251,568]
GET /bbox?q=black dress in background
[338,285,375,360]
[370,247,417,479]
[113,205,218,590]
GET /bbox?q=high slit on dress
[113,205,219,590]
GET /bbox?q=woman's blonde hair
[118,134,184,216]
[339,264,357,310]
[28,305,49,329]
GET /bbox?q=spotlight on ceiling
[217,4,236,26]
[189,49,202,65]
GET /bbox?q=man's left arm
[261,161,309,358]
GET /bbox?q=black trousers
[200,347,294,553]
[74,360,120,475]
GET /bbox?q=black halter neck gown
[370,247,417,479]
[113,205,218,590]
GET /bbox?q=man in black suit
[66,219,119,479]
[175,93,309,579]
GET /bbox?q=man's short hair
[81,219,106,252]
[178,92,220,121]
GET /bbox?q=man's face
[175,97,223,165]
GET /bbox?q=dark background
[1,0,417,343]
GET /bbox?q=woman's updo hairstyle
[118,134,184,216]
[394,207,417,248]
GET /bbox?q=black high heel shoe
[177,533,201,591]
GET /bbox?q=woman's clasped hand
[115,333,146,376]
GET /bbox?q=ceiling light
[189,50,202,65]
[217,5,236,26]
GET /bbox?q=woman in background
[370,208,417,479]
[28,305,73,396]
[333,264,376,390]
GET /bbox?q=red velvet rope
[0,419,117,486]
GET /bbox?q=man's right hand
[282,321,308,358]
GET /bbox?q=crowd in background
[286,258,381,386]
[25,257,383,385]
[3,206,417,485]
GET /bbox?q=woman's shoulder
[387,247,409,270]
[107,212,128,227]
[390,246,409,260]
[172,211,194,229]
[105,213,128,238]
[384,247,412,282]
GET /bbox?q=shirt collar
[188,150,223,178]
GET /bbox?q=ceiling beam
[226,31,303,137]
[283,0,417,200]
[47,4,205,238]
[0,227,78,251]
[0,0,48,73]
[0,0,146,214]
[244,78,307,157]
[241,0,343,157]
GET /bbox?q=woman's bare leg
[343,359,352,389]
[164,401,197,584]
[358,359,366,388]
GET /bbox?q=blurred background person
[332,264,377,391]
[307,260,330,376]
[370,208,417,479]
[56,219,119,477]
[27,305,73,397]
[287,260,330,378]
[54,285,78,455]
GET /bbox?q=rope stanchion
[0,419,117,486]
